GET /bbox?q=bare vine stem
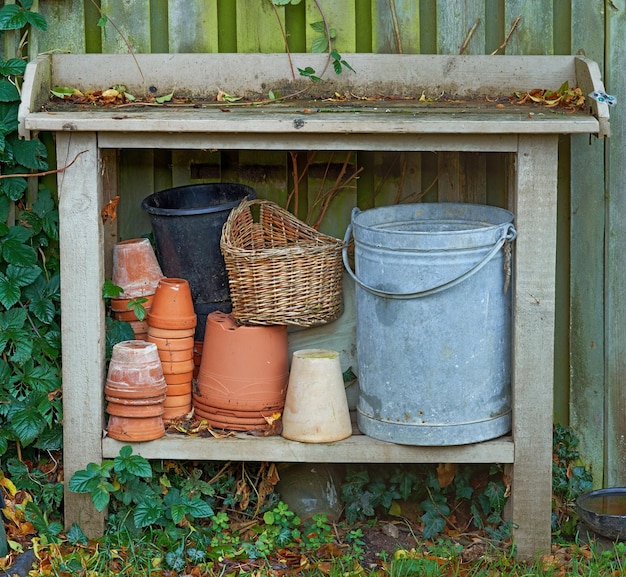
[459,18,481,54]
[0,150,88,179]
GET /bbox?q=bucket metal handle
[342,213,517,300]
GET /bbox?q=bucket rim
[141,183,256,217]
[351,202,514,235]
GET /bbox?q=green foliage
[0,3,63,507]
[341,463,511,541]
[69,446,216,534]
[552,423,593,538]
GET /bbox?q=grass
[28,527,626,577]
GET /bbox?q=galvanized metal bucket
[343,202,517,446]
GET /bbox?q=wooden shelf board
[102,432,514,463]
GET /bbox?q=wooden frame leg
[509,135,558,559]
[58,132,107,536]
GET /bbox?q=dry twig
[389,0,403,54]
[0,149,88,179]
[491,16,521,55]
[459,18,481,55]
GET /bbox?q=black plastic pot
[142,183,256,339]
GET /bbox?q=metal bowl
[576,488,626,540]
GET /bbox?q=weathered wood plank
[102,433,515,463]
[505,1,554,55]
[508,135,558,558]
[605,0,626,487]
[437,0,485,54]
[36,0,86,54]
[100,0,151,53]
[305,1,356,53]
[168,0,219,53]
[118,150,156,241]
[57,132,106,537]
[372,0,420,54]
[237,0,285,53]
[568,0,606,487]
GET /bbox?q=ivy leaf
[0,308,27,330]
[0,79,20,102]
[7,264,41,287]
[0,272,20,308]
[29,298,56,324]
[114,446,152,478]
[2,237,37,266]
[0,58,26,77]
[66,524,88,546]
[183,496,213,519]
[0,102,19,133]
[134,499,163,528]
[12,138,48,170]
[0,175,28,201]
[33,426,62,451]
[91,484,112,512]
[8,404,46,446]
[0,4,46,31]
[421,510,446,539]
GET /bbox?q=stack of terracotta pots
[147,278,197,419]
[111,238,164,340]
[193,311,289,432]
[105,340,167,441]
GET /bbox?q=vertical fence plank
[237,0,286,53]
[168,0,218,52]
[372,0,420,53]
[436,0,486,54]
[305,1,356,53]
[37,0,86,54]
[100,0,151,53]
[605,0,626,487]
[504,0,554,55]
[568,0,606,487]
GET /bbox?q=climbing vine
[0,0,63,512]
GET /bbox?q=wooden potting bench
[19,53,609,559]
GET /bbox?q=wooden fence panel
[168,0,219,53]
[569,0,606,487]
[436,0,486,54]
[605,0,626,487]
[372,0,420,54]
[36,0,86,55]
[505,1,554,55]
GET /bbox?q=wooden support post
[508,135,558,559]
[57,132,106,536]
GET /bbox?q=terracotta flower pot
[281,349,352,443]
[114,307,152,322]
[167,382,192,396]
[147,326,196,339]
[163,393,192,408]
[163,370,194,385]
[163,406,191,420]
[128,320,149,340]
[196,311,288,413]
[147,278,197,329]
[160,358,195,375]
[104,340,167,399]
[147,335,195,351]
[192,395,274,424]
[106,415,165,442]
[193,341,203,379]
[106,394,167,418]
[112,238,164,298]
[157,347,194,363]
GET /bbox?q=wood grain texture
[568,0,606,487]
[605,0,626,487]
[100,0,151,54]
[36,0,86,54]
[436,0,485,54]
[57,132,106,537]
[508,135,558,557]
[168,0,219,53]
[372,0,420,53]
[505,0,554,55]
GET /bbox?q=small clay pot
[106,397,166,418]
[157,347,194,363]
[147,326,196,339]
[105,340,167,399]
[164,371,194,385]
[106,415,165,442]
[163,406,191,420]
[163,393,192,408]
[114,307,152,322]
[166,382,192,396]
[147,278,197,329]
[147,335,195,351]
[160,358,195,375]
[112,238,164,298]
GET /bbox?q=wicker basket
[220,199,344,327]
